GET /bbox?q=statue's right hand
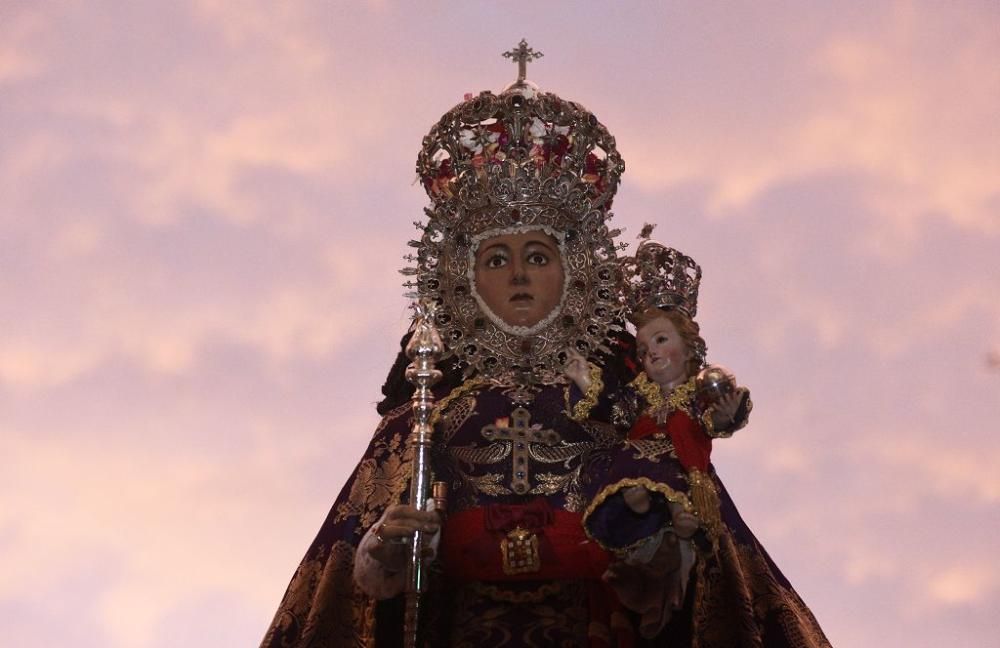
[367,504,441,572]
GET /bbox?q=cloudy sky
[1,1,998,646]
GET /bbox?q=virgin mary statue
[260,42,831,648]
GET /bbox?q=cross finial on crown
[503,39,543,82]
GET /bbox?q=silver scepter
[403,300,444,648]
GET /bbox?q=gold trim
[630,373,697,419]
[566,362,604,421]
[581,476,693,553]
[630,371,664,409]
[470,581,564,604]
[700,407,716,438]
[665,377,697,415]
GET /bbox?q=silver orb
[695,364,737,409]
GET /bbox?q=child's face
[636,315,690,389]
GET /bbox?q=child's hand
[671,510,699,538]
[624,485,652,514]
[564,348,591,391]
[710,387,747,429]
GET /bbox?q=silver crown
[621,225,702,320]
[403,41,626,381]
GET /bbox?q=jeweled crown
[415,41,624,224]
[622,225,702,320]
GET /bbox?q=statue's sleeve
[564,361,637,429]
[259,402,414,648]
[580,414,694,555]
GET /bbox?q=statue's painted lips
[510,293,533,303]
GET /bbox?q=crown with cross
[415,39,625,228]
[621,224,702,321]
[403,41,627,382]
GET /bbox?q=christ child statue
[567,235,751,545]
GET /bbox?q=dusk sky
[1,2,998,646]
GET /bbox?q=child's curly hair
[631,307,707,379]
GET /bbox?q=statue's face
[473,230,565,328]
[636,315,691,389]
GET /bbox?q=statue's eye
[527,251,549,265]
[484,252,508,268]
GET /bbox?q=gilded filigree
[260,540,375,648]
[529,469,578,496]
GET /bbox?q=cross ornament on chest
[481,407,560,494]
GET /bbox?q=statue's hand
[563,348,591,392]
[710,387,747,429]
[671,511,699,539]
[367,504,440,573]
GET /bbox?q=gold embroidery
[451,581,589,646]
[692,534,832,648]
[530,469,578,495]
[441,394,477,442]
[579,419,622,446]
[260,540,375,648]
[631,371,664,408]
[334,425,413,531]
[563,491,586,513]
[462,472,513,496]
[665,378,697,415]
[625,436,678,462]
[481,408,560,495]
[565,362,604,421]
[449,441,511,467]
[529,440,598,464]
[430,377,487,426]
[438,380,620,500]
[630,372,698,420]
[469,581,566,604]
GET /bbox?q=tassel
[688,469,722,546]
